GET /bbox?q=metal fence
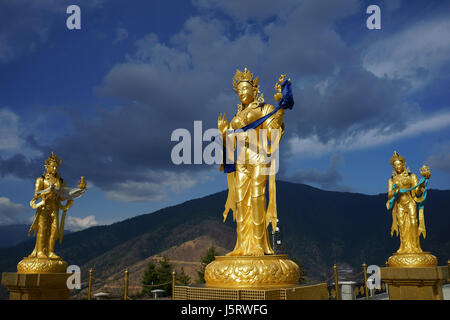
[77,268,186,300]
[77,260,450,300]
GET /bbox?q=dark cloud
[0,0,444,201]
[0,101,217,201]
[426,143,450,174]
[286,67,415,143]
[288,154,350,191]
[193,0,298,22]
[0,154,42,180]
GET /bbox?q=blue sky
[1,0,449,230]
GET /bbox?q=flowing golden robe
[224,101,285,256]
[29,174,68,259]
[387,171,426,254]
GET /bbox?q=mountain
[0,224,73,248]
[72,235,230,299]
[0,225,32,248]
[0,181,449,299]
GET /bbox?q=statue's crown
[390,151,405,166]
[233,67,259,91]
[45,152,61,166]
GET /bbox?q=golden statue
[17,152,87,273]
[386,151,437,267]
[204,68,299,288]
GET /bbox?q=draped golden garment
[388,172,423,254]
[223,102,285,256]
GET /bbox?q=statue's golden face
[237,82,255,105]
[393,160,405,174]
[45,161,59,175]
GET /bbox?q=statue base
[17,257,68,273]
[387,252,437,267]
[204,254,300,288]
[1,272,70,300]
[380,266,448,300]
[173,283,329,300]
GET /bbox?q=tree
[176,267,191,285]
[196,246,219,283]
[141,261,158,297]
[155,256,173,294]
[141,257,174,297]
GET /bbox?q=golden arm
[411,173,425,197]
[218,113,236,171]
[387,177,395,200]
[30,178,45,209]
[28,178,45,236]
[265,108,285,155]
[58,180,74,211]
[387,177,399,237]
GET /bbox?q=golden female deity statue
[386,151,437,267]
[17,152,87,273]
[204,68,300,288]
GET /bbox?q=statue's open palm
[218,113,229,134]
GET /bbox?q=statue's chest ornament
[394,174,411,189]
[44,176,61,190]
[232,105,262,129]
[245,108,261,124]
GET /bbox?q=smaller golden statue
[386,151,437,267]
[17,152,87,273]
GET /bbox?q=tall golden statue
[17,152,87,273]
[386,151,437,267]
[204,68,300,288]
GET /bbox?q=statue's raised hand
[218,113,229,134]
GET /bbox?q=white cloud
[26,213,100,231]
[288,110,450,158]
[0,108,43,158]
[0,108,21,150]
[363,18,450,89]
[106,180,167,202]
[105,169,214,202]
[0,197,27,225]
[66,215,100,231]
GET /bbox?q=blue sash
[387,177,429,210]
[221,79,294,173]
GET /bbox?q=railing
[83,259,447,300]
[82,269,186,300]
[323,263,387,300]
